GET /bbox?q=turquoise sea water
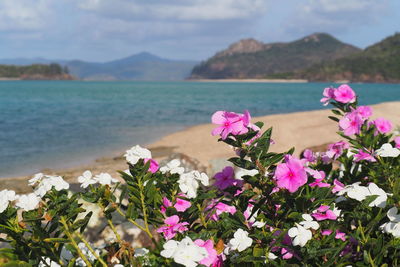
[1,81,399,178]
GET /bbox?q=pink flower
[332,179,345,194]
[309,178,331,188]
[156,215,189,240]
[395,136,400,149]
[211,110,249,140]
[321,229,333,236]
[325,141,349,159]
[333,84,356,103]
[312,205,338,221]
[214,166,242,190]
[339,111,363,136]
[206,200,237,221]
[335,230,346,241]
[274,156,307,193]
[160,197,172,213]
[373,117,393,134]
[174,198,191,212]
[194,239,218,266]
[302,149,316,163]
[320,87,336,105]
[356,106,373,120]
[353,149,376,162]
[144,158,159,173]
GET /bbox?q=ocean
[1,81,399,178]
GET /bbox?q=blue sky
[0,0,399,62]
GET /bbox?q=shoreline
[187,78,308,83]
[1,101,399,193]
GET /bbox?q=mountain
[189,33,361,79]
[294,33,400,83]
[0,52,197,81]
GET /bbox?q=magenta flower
[213,166,242,190]
[309,178,331,188]
[356,106,373,120]
[161,197,173,213]
[339,111,363,136]
[325,141,349,159]
[320,87,336,105]
[194,239,218,266]
[206,200,237,221]
[211,110,249,140]
[373,117,393,134]
[302,149,316,163]
[144,158,159,173]
[395,136,400,149]
[332,179,345,194]
[335,230,346,241]
[321,229,333,236]
[333,84,356,103]
[274,156,307,193]
[312,205,338,221]
[353,149,376,162]
[156,215,189,240]
[174,197,191,212]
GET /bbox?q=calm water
[1,81,399,178]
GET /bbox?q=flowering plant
[0,84,399,266]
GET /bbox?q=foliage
[0,84,399,266]
[0,63,70,79]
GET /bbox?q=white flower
[178,171,209,198]
[160,240,179,258]
[299,214,320,230]
[288,223,312,247]
[268,252,278,260]
[34,175,69,197]
[28,173,44,186]
[339,182,370,201]
[39,258,61,267]
[193,171,209,186]
[174,237,208,267]
[78,170,97,188]
[228,229,253,252]
[367,183,387,208]
[160,159,184,175]
[0,189,17,213]
[376,143,400,158]
[15,193,41,211]
[94,173,118,186]
[134,247,149,257]
[245,205,266,228]
[160,237,208,267]
[380,207,400,238]
[235,168,259,180]
[124,145,152,165]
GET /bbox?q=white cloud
[77,0,268,21]
[285,0,389,35]
[0,0,52,31]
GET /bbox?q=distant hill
[293,33,400,83]
[189,33,361,79]
[0,63,74,80]
[0,52,198,81]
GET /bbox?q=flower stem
[59,216,92,267]
[75,231,108,267]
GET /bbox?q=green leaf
[328,116,340,122]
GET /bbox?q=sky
[0,0,399,62]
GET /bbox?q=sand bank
[188,79,308,83]
[1,101,399,193]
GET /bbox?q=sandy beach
[188,79,308,83]
[1,101,399,193]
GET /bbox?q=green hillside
[190,33,361,79]
[0,63,74,80]
[296,33,400,82]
